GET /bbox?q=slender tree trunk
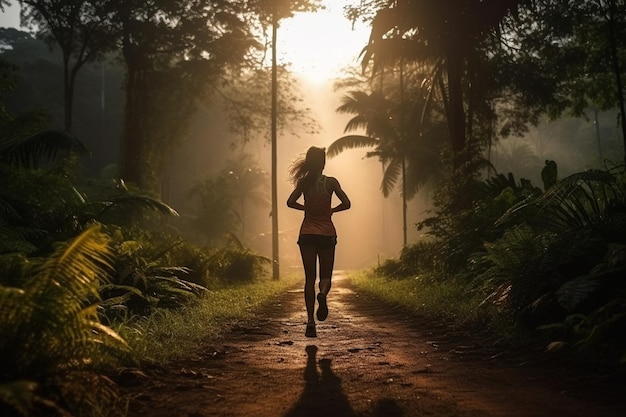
[446,48,466,164]
[120,65,147,188]
[399,57,407,247]
[62,53,75,132]
[271,11,279,279]
[401,157,407,246]
[607,0,626,164]
[119,14,151,191]
[594,108,603,161]
[63,73,73,131]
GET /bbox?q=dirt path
[121,272,625,417]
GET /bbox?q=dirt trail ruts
[120,272,626,417]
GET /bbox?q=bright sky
[278,1,371,83]
[1,1,370,84]
[0,1,411,265]
[0,2,19,28]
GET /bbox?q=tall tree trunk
[119,13,151,191]
[63,68,73,132]
[271,11,279,279]
[607,0,626,164]
[594,108,603,161]
[399,56,407,247]
[446,48,466,165]
[119,64,147,189]
[62,52,76,132]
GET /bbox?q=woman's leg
[299,244,318,324]
[315,246,335,322]
[317,246,336,295]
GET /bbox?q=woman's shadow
[283,345,355,417]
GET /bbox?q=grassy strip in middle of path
[115,273,301,365]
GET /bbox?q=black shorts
[297,234,337,249]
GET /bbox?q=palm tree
[329,91,402,197]
[328,87,445,245]
[361,0,521,164]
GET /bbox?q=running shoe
[305,322,317,338]
[316,292,328,321]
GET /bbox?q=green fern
[497,168,626,232]
[0,226,129,416]
[556,274,600,311]
[0,129,88,169]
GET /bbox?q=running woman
[287,146,351,337]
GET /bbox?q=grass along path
[118,271,625,417]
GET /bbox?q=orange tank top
[299,175,336,236]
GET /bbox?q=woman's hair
[288,146,326,188]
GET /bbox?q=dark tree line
[15,0,322,195]
[337,0,625,192]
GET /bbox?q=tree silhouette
[255,0,322,278]
[20,0,116,132]
[360,0,520,165]
[329,86,445,245]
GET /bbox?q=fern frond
[29,226,112,305]
[0,226,129,415]
[97,195,179,219]
[556,275,600,311]
[496,169,626,232]
[0,129,88,168]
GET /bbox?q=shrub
[375,240,446,278]
[206,246,271,284]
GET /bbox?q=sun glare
[277,1,370,84]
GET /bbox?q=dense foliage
[333,0,626,370]
[2,0,626,414]
[0,131,272,415]
[376,162,626,369]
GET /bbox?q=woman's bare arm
[286,184,305,210]
[329,177,351,213]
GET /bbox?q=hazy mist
[167,77,624,274]
[168,77,430,272]
[1,1,426,272]
[4,0,620,275]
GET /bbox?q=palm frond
[0,197,21,222]
[336,90,378,114]
[362,37,436,74]
[419,58,445,124]
[342,114,374,133]
[496,169,625,231]
[0,286,26,341]
[556,275,600,312]
[0,129,89,168]
[32,226,113,301]
[97,195,179,219]
[223,231,245,249]
[381,158,402,197]
[0,226,45,255]
[327,135,379,157]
